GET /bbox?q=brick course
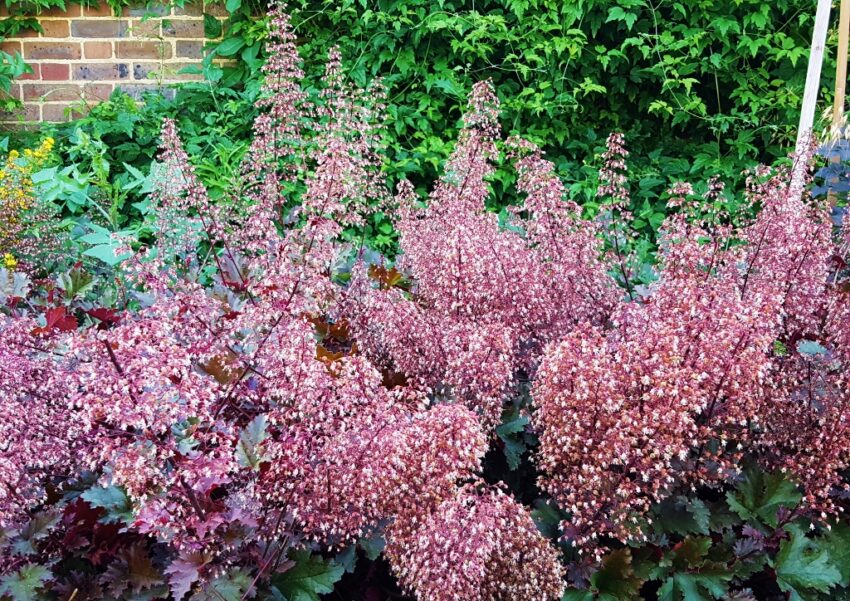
[0,1,223,123]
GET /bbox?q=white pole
[790,0,832,198]
[832,0,849,127]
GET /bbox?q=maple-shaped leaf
[725,468,801,529]
[165,552,210,601]
[235,414,269,471]
[590,548,643,601]
[81,485,134,524]
[85,307,122,330]
[822,520,850,586]
[201,350,240,384]
[31,306,77,335]
[57,266,95,300]
[654,537,732,600]
[190,568,253,601]
[0,564,51,601]
[101,543,164,596]
[496,407,530,470]
[652,496,711,536]
[772,524,841,601]
[270,551,344,601]
[0,268,30,303]
[10,510,60,556]
[657,568,731,601]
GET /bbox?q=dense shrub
[2,4,850,601]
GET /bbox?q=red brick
[174,3,202,16]
[70,20,124,37]
[22,83,77,101]
[0,103,41,122]
[18,64,39,80]
[150,61,204,81]
[15,28,39,38]
[128,18,161,37]
[23,41,81,60]
[22,82,112,102]
[73,62,130,80]
[122,4,169,16]
[39,20,70,37]
[117,40,172,59]
[83,41,112,59]
[0,41,21,54]
[6,84,21,100]
[82,3,113,16]
[204,1,227,17]
[163,19,204,38]
[41,103,71,122]
[40,63,71,80]
[176,40,203,58]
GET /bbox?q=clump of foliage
[3,4,850,601]
[0,136,58,265]
[6,0,836,254]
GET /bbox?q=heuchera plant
[1,3,850,600]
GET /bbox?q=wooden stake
[791,0,832,199]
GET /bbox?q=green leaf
[216,38,245,57]
[235,414,268,470]
[653,497,710,536]
[224,0,241,13]
[561,590,594,601]
[10,511,60,556]
[496,408,529,470]
[203,13,222,38]
[81,485,134,524]
[0,564,51,601]
[656,537,732,600]
[725,468,801,528]
[822,520,850,586]
[358,532,385,561]
[83,243,132,266]
[190,569,251,601]
[591,548,643,600]
[271,551,344,601]
[773,524,841,600]
[658,570,730,601]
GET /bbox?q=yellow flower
[3,254,17,269]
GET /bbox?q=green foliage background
[3,0,842,242]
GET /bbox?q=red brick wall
[0,1,224,122]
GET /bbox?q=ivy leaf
[235,414,269,470]
[496,408,529,470]
[725,468,801,528]
[590,548,643,600]
[0,564,51,601]
[773,524,841,600]
[81,484,134,524]
[270,551,344,601]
